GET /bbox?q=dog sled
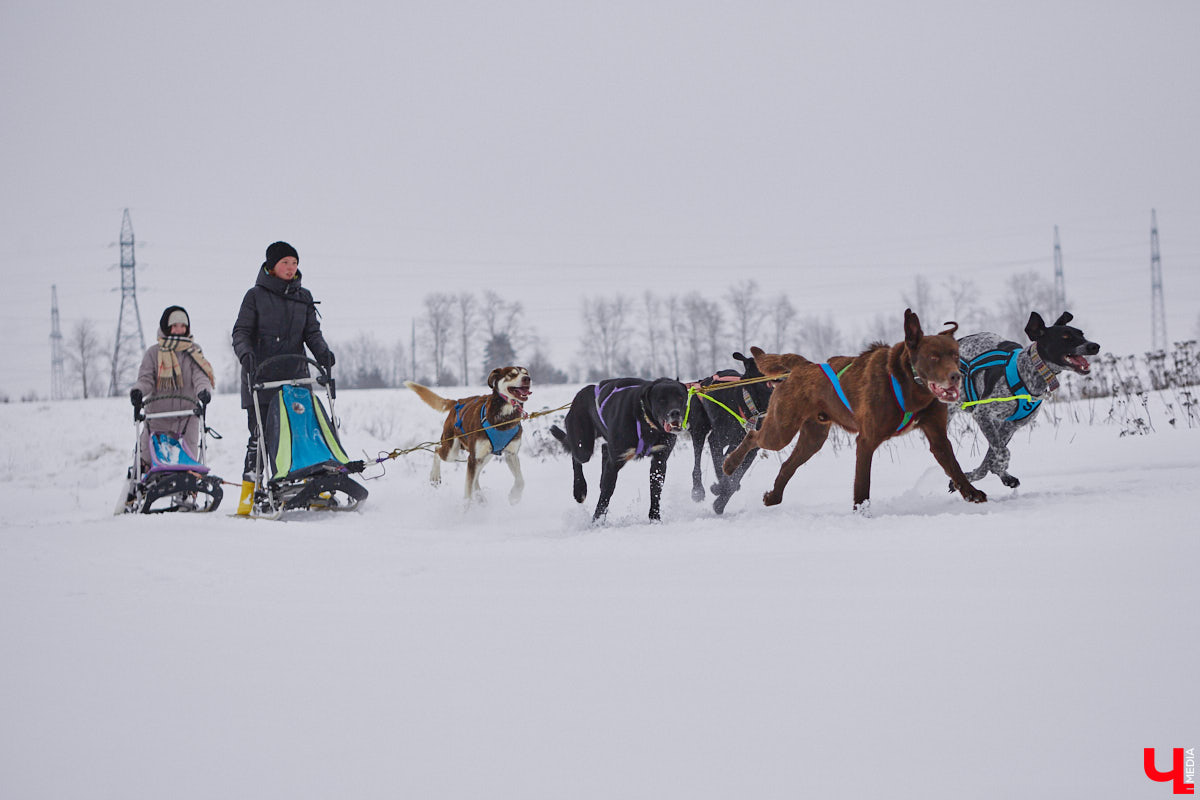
[116,393,224,514]
[243,355,368,519]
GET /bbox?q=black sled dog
[550,377,689,522]
[687,352,775,514]
[955,311,1099,488]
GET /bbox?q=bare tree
[640,290,663,377]
[989,270,1057,342]
[857,312,899,350]
[681,293,724,377]
[452,292,478,381]
[421,293,455,384]
[944,275,981,330]
[339,332,391,388]
[481,291,525,353]
[902,274,938,323]
[725,280,762,352]
[720,283,758,355]
[796,314,848,361]
[665,294,684,379]
[767,294,797,352]
[65,319,105,398]
[580,294,631,378]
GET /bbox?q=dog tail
[549,425,567,445]
[752,351,810,376]
[405,381,455,413]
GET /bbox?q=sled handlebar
[135,393,205,422]
[251,354,336,399]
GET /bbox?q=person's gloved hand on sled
[240,353,255,378]
[318,349,336,370]
[197,389,211,406]
[130,388,143,408]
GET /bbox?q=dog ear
[904,308,923,350]
[1053,311,1073,326]
[487,368,504,389]
[1025,312,1047,341]
[938,321,959,337]
[750,346,766,359]
[733,351,747,364]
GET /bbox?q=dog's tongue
[929,382,960,403]
[1067,355,1091,373]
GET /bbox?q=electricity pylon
[108,208,146,395]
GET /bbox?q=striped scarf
[156,334,216,392]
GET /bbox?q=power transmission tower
[1052,225,1066,311]
[1150,208,1167,352]
[108,208,146,395]
[50,284,65,400]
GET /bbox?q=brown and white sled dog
[405,367,532,504]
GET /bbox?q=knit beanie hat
[159,305,190,336]
[264,241,299,273]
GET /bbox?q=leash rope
[371,401,574,465]
[960,393,1036,409]
[682,372,788,429]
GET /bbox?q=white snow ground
[1,383,1197,799]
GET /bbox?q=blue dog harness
[820,362,914,433]
[959,344,1041,423]
[454,402,522,455]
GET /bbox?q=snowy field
[1,383,1197,799]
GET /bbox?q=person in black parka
[231,241,335,490]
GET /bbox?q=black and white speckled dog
[954,311,1099,488]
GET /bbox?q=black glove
[130,388,143,407]
[240,353,255,375]
[197,389,211,406]
[318,350,335,369]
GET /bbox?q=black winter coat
[232,267,331,408]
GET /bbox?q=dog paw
[947,479,957,493]
[762,490,781,507]
[691,486,706,502]
[961,485,988,503]
[1000,474,1020,489]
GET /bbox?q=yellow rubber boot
[236,481,255,516]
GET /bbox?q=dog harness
[594,382,655,457]
[454,402,522,455]
[958,343,1053,422]
[684,372,766,431]
[820,362,915,433]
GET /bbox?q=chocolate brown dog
[723,309,986,511]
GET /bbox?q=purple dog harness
[594,382,654,457]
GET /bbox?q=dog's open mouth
[1064,354,1091,375]
[928,381,960,403]
[661,419,685,434]
[508,386,532,404]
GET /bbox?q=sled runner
[116,393,224,514]
[244,355,368,519]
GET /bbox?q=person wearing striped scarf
[130,306,216,474]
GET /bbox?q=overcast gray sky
[3,0,1198,397]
